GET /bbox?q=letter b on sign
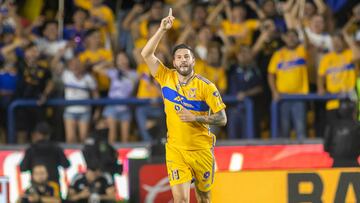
[288,173,323,203]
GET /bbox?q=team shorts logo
[171,169,180,180]
[203,171,210,180]
[213,91,220,97]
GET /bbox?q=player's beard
[176,64,193,76]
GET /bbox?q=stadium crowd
[0,0,359,144]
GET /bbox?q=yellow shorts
[165,144,215,192]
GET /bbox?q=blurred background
[0,0,359,202]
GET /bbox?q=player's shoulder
[194,74,213,86]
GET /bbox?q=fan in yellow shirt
[74,0,115,44]
[140,9,226,202]
[79,29,113,95]
[206,1,260,46]
[268,29,309,139]
[318,32,360,111]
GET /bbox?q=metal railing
[7,96,254,143]
[270,93,350,139]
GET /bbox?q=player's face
[25,46,40,62]
[116,52,129,69]
[283,31,299,49]
[32,165,48,185]
[173,49,195,76]
[332,35,345,53]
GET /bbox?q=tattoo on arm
[195,110,227,126]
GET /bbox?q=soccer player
[141,8,227,203]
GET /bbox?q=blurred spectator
[82,130,122,177]
[0,36,22,140]
[227,46,262,139]
[195,42,227,94]
[317,31,360,125]
[94,51,138,143]
[191,3,209,30]
[353,3,360,40]
[0,2,19,30]
[15,43,53,143]
[120,3,144,53]
[88,0,116,47]
[268,29,309,139]
[32,20,73,59]
[324,100,360,167]
[79,28,113,97]
[17,163,61,203]
[284,0,327,28]
[343,3,360,45]
[132,33,164,142]
[20,122,70,186]
[63,7,90,54]
[52,50,99,143]
[208,1,260,46]
[252,19,283,129]
[260,0,287,33]
[74,0,93,10]
[195,25,213,61]
[135,0,164,40]
[67,165,116,203]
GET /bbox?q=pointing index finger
[168,8,172,17]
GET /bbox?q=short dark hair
[41,20,58,34]
[172,44,195,57]
[84,28,99,39]
[33,122,51,136]
[73,7,89,17]
[24,41,37,50]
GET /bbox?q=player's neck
[177,70,195,85]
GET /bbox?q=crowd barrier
[7,93,351,143]
[7,96,254,143]
[271,93,350,139]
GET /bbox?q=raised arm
[141,8,174,76]
[313,0,327,15]
[284,0,300,29]
[175,25,194,45]
[246,0,266,19]
[206,1,226,25]
[251,30,269,56]
[122,4,143,31]
[343,22,360,62]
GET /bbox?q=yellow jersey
[74,0,91,10]
[154,62,226,150]
[136,63,161,99]
[90,5,115,35]
[268,45,309,94]
[318,49,356,110]
[221,19,259,46]
[79,48,113,91]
